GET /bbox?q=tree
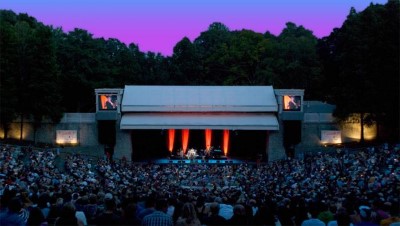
[54,28,103,112]
[171,37,202,84]
[193,22,232,84]
[0,11,19,139]
[269,22,322,99]
[320,2,399,142]
[223,29,272,85]
[29,24,63,142]
[0,11,63,142]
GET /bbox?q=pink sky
[1,0,387,56]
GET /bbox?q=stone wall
[268,130,286,161]
[0,113,135,160]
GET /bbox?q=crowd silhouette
[0,143,399,225]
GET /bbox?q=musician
[204,148,211,157]
[177,148,184,159]
[186,148,198,160]
[287,96,300,110]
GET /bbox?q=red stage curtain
[168,129,175,153]
[205,129,212,150]
[182,129,189,153]
[223,129,229,155]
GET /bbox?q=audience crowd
[0,143,399,226]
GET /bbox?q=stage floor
[149,157,251,165]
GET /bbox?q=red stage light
[182,129,189,153]
[168,129,175,152]
[223,129,229,156]
[205,129,212,150]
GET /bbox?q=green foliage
[171,37,202,84]
[0,10,63,140]
[221,29,272,85]
[0,11,19,137]
[319,1,399,141]
[1,1,398,142]
[269,22,322,99]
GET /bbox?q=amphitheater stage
[141,157,253,165]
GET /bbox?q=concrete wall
[268,130,286,161]
[5,111,370,162]
[300,122,339,147]
[3,114,96,144]
[114,123,132,160]
[0,113,135,160]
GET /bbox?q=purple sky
[1,0,387,56]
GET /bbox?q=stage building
[95,86,286,161]
[2,85,377,162]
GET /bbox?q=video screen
[98,94,118,110]
[283,95,301,111]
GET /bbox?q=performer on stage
[178,148,184,159]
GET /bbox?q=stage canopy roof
[121,85,278,112]
[120,113,279,130]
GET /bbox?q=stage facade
[116,86,284,162]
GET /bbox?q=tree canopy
[0,1,399,142]
[318,1,399,141]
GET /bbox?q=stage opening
[130,129,268,162]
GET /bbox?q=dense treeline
[0,1,399,142]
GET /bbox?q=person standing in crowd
[142,199,173,226]
[253,203,276,226]
[94,196,121,225]
[54,202,84,226]
[327,207,352,226]
[353,206,378,226]
[301,202,325,226]
[137,195,156,221]
[194,195,207,222]
[202,202,227,226]
[213,197,233,220]
[0,197,26,226]
[120,202,140,226]
[27,206,48,226]
[227,204,248,225]
[175,202,201,226]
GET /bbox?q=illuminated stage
[153,158,248,165]
[129,129,270,162]
[118,86,281,161]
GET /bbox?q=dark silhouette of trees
[318,1,399,142]
[0,10,62,142]
[1,1,398,142]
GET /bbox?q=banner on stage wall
[321,130,341,144]
[56,130,78,144]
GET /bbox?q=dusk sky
[1,0,387,56]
